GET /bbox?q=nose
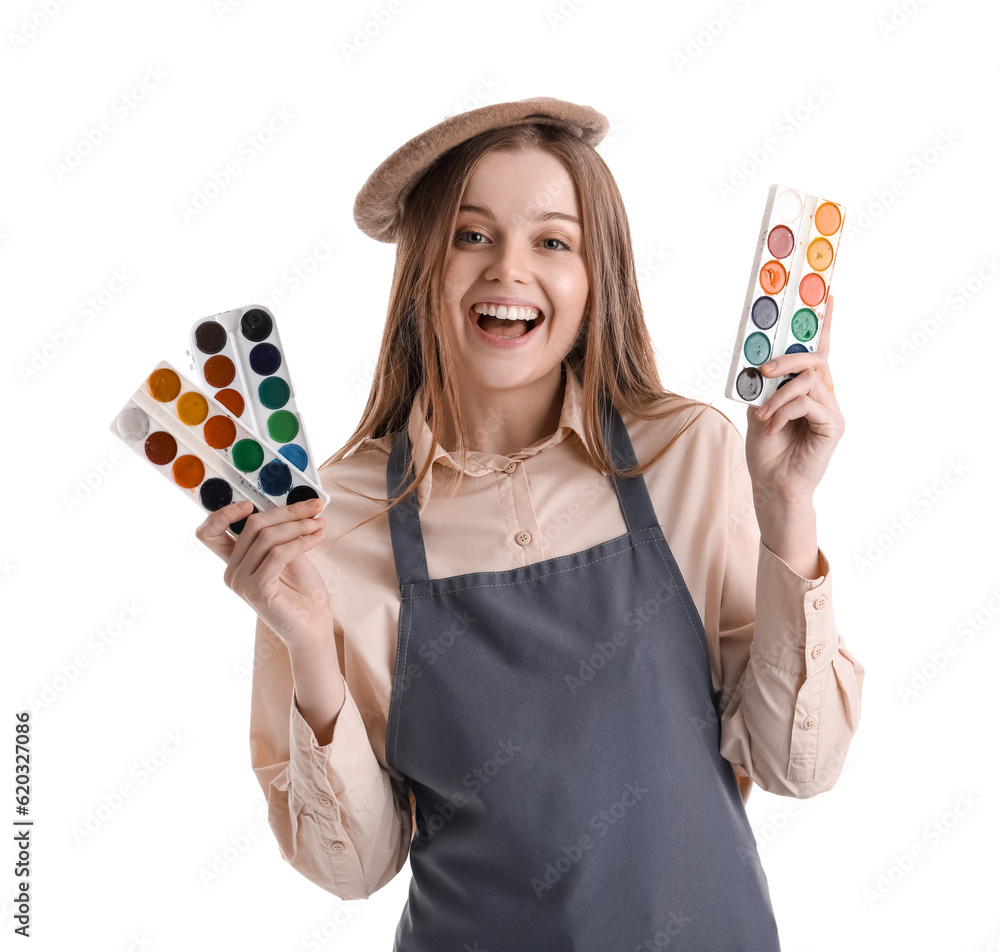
[483,236,531,283]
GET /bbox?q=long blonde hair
[322,122,712,528]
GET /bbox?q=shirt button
[811,644,825,660]
[318,796,332,807]
[802,715,817,730]
[813,594,828,610]
[504,461,517,474]
[329,840,345,853]
[514,530,531,546]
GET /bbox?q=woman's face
[438,146,589,399]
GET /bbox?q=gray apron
[385,396,781,950]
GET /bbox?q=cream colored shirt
[248,361,864,901]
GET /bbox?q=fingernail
[762,361,777,372]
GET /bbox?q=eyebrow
[458,203,583,228]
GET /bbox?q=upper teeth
[473,302,541,321]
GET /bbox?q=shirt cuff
[752,538,837,679]
[287,674,384,821]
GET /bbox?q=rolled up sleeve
[249,616,412,899]
[717,458,865,799]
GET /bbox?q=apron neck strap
[386,396,660,587]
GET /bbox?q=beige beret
[353,96,610,243]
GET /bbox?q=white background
[3,0,999,949]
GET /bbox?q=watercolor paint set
[188,306,323,486]
[110,305,328,536]
[725,184,845,406]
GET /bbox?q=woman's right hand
[196,498,332,654]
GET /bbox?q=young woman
[197,97,863,949]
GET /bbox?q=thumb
[195,499,255,561]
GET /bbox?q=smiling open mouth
[471,302,544,339]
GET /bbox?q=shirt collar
[405,361,587,509]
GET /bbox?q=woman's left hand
[744,294,845,507]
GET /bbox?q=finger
[759,297,836,394]
[760,391,838,436]
[247,528,329,592]
[196,499,256,562]
[760,352,831,388]
[755,367,836,422]
[230,512,326,585]
[228,497,324,568]
[817,293,835,358]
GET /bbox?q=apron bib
[384,399,781,951]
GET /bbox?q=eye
[542,237,570,251]
[455,229,487,245]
